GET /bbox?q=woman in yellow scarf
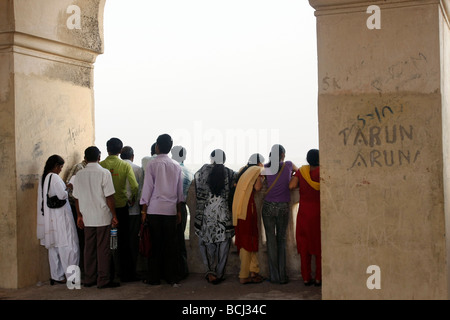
[289,149,321,287]
[232,153,266,284]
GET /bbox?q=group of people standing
[36,134,321,289]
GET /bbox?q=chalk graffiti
[350,149,420,169]
[339,124,413,147]
[339,104,419,170]
[357,106,394,129]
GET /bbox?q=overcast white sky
[94,0,318,172]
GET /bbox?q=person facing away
[171,145,194,199]
[261,144,298,284]
[289,149,321,287]
[37,154,80,285]
[140,134,185,286]
[232,153,266,284]
[100,137,139,282]
[171,145,194,280]
[65,159,87,210]
[120,146,144,279]
[141,142,157,176]
[72,146,119,289]
[65,159,87,272]
[193,149,237,284]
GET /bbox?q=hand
[111,216,119,228]
[176,211,182,225]
[77,216,84,229]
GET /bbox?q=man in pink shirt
[140,134,184,286]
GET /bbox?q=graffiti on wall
[338,103,420,169]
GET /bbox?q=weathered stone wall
[0,0,105,288]
[310,0,450,299]
[440,0,450,297]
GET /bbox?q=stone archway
[2,0,450,299]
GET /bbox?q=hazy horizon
[94,0,319,172]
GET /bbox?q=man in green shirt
[100,137,139,282]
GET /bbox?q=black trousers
[112,206,135,281]
[176,203,189,279]
[146,214,178,284]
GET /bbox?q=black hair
[42,154,65,187]
[120,146,134,160]
[171,145,186,163]
[85,146,101,162]
[307,149,319,166]
[156,134,173,154]
[207,149,226,196]
[236,153,265,184]
[106,137,123,154]
[267,144,286,174]
[151,142,156,156]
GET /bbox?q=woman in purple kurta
[261,144,297,284]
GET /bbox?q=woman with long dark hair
[262,144,298,284]
[37,154,79,285]
[194,149,236,284]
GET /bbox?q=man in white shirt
[73,146,119,289]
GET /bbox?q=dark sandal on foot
[251,274,265,283]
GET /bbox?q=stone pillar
[0,0,105,288]
[309,0,450,299]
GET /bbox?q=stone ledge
[0,31,98,65]
[309,0,441,15]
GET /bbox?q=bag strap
[47,174,53,196]
[41,173,53,216]
[264,162,286,196]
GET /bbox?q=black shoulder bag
[45,174,67,210]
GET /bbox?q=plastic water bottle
[110,228,118,250]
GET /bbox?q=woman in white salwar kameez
[37,155,79,285]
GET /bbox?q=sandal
[304,279,314,286]
[206,274,218,284]
[251,274,266,283]
[240,277,255,284]
[50,278,66,285]
[240,275,265,284]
